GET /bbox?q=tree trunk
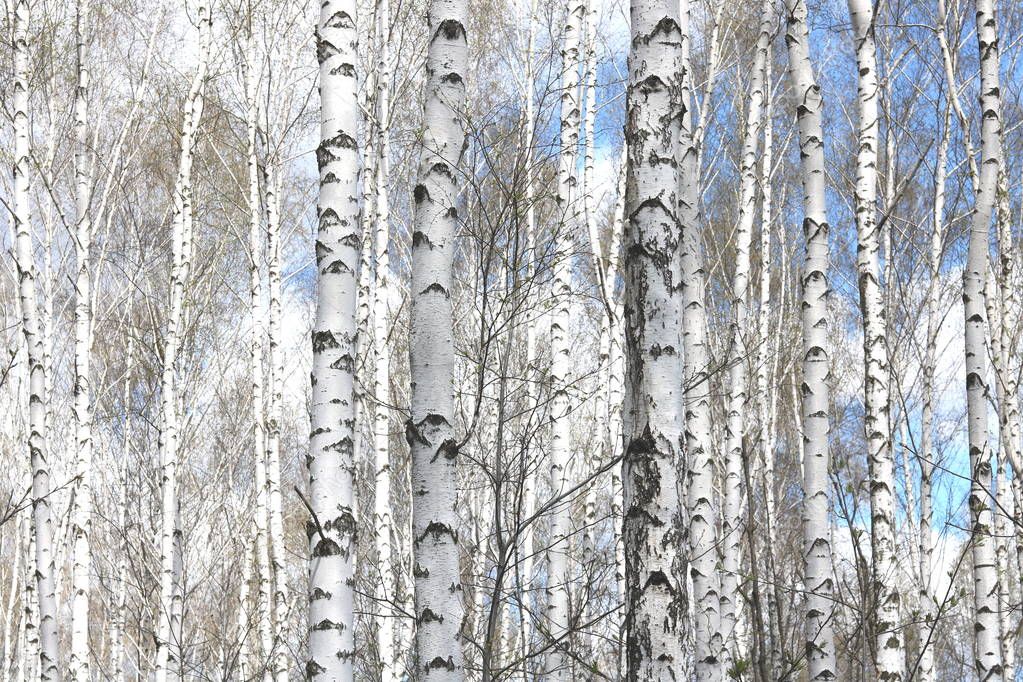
[679,3,720,677]
[962,1,1003,677]
[916,102,949,682]
[846,1,904,676]
[244,31,275,676]
[784,0,837,677]
[11,1,59,677]
[546,0,583,676]
[308,0,362,678]
[622,1,687,679]
[373,0,397,673]
[406,0,467,677]
[721,0,773,668]
[263,160,290,682]
[154,7,210,678]
[69,0,96,678]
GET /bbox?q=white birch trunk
[546,1,583,676]
[238,534,254,681]
[244,34,275,678]
[69,0,95,678]
[263,161,290,682]
[372,0,396,672]
[622,1,687,678]
[108,340,133,681]
[154,7,211,678]
[308,0,362,678]
[994,438,1015,682]
[679,3,720,676]
[847,1,904,676]
[917,104,949,682]
[962,1,1003,677]
[721,1,773,667]
[754,54,783,679]
[11,1,59,676]
[518,2,539,672]
[407,1,467,677]
[784,0,837,677]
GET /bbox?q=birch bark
[308,0,361,678]
[517,1,539,671]
[679,3,719,676]
[917,104,949,682]
[546,0,584,675]
[154,6,210,677]
[244,32,275,677]
[622,1,687,679]
[847,1,904,676]
[784,0,836,677]
[69,0,96,678]
[721,1,773,666]
[262,160,289,682]
[11,1,59,677]
[406,1,467,677]
[962,1,1003,677]
[372,0,397,673]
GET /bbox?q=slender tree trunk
[238,533,254,681]
[11,1,59,677]
[963,1,1003,677]
[986,277,1016,682]
[244,32,275,677]
[546,0,583,676]
[679,3,720,677]
[307,1,361,678]
[846,1,904,676]
[406,1,467,677]
[607,158,627,666]
[518,3,539,673]
[263,161,290,682]
[373,0,397,673]
[754,53,783,679]
[917,103,949,682]
[721,1,773,668]
[109,339,133,681]
[69,0,95,678]
[2,522,22,678]
[154,7,210,678]
[995,467,1015,682]
[622,1,687,679]
[22,528,39,682]
[784,0,837,677]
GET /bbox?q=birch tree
[10,0,59,677]
[721,0,773,667]
[407,0,467,677]
[372,0,397,674]
[546,0,583,676]
[243,23,275,674]
[679,3,720,676]
[961,1,1004,677]
[264,161,289,682]
[154,7,211,677]
[307,0,362,677]
[69,0,96,678]
[847,1,904,676]
[783,0,836,677]
[916,105,950,682]
[621,1,687,679]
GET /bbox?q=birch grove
[1,0,1023,680]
